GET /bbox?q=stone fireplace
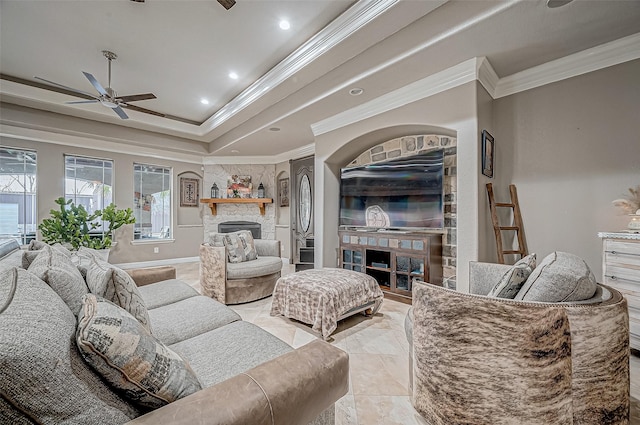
[218,221,261,239]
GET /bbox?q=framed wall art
[179,177,200,207]
[279,178,290,207]
[481,130,494,178]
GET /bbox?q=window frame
[0,147,38,245]
[132,162,173,242]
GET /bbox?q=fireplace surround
[218,221,261,239]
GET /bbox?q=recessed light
[200,98,210,105]
[279,20,290,30]
[269,127,281,132]
[349,87,364,96]
[231,149,239,154]
[229,72,238,80]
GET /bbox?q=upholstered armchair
[406,261,630,425]
[199,238,282,305]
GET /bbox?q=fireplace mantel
[200,198,273,216]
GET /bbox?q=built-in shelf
[200,198,273,216]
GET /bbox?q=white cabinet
[599,232,640,350]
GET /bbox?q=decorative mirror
[299,174,312,232]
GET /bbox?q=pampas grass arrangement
[612,185,640,215]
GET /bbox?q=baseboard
[115,256,199,270]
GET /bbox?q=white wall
[493,59,640,279]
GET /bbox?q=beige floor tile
[349,353,409,396]
[173,261,640,424]
[354,396,428,425]
[346,328,407,355]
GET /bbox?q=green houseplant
[39,197,135,250]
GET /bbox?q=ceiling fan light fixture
[546,0,574,8]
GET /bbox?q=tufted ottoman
[270,268,384,339]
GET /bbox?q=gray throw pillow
[76,294,202,408]
[85,256,152,333]
[208,232,226,247]
[515,251,598,302]
[27,245,89,315]
[0,268,140,423]
[223,230,258,263]
[487,254,537,299]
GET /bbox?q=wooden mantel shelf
[200,198,273,215]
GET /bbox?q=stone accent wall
[346,135,457,289]
[203,164,276,240]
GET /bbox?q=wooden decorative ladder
[486,183,528,264]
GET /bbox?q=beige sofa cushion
[227,256,283,280]
[27,245,89,315]
[515,251,597,302]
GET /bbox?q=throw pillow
[85,256,152,333]
[515,251,598,302]
[27,245,89,315]
[76,294,202,408]
[27,240,48,250]
[208,232,226,247]
[487,254,537,299]
[223,230,258,263]
[0,268,141,423]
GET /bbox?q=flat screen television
[339,149,444,229]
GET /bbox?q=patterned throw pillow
[223,230,258,263]
[76,294,202,408]
[85,256,152,333]
[487,253,537,299]
[27,245,89,315]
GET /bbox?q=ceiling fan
[34,50,163,120]
[130,0,236,10]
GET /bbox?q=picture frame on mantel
[481,130,494,178]
[279,178,290,207]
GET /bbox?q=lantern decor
[211,183,219,199]
[258,183,265,198]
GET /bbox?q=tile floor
[172,261,639,425]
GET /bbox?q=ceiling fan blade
[66,100,99,104]
[116,93,156,103]
[218,0,236,10]
[34,76,98,99]
[112,106,129,119]
[121,103,165,117]
[82,71,108,96]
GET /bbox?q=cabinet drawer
[604,240,640,268]
[604,265,640,286]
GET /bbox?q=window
[0,147,37,245]
[65,155,113,215]
[134,163,171,239]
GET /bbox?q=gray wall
[493,59,640,279]
[0,136,204,264]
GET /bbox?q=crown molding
[312,31,640,135]
[200,0,400,133]
[311,58,480,136]
[0,123,204,164]
[203,143,315,165]
[494,31,640,98]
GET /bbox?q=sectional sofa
[0,239,349,424]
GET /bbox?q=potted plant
[39,197,135,252]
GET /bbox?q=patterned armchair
[405,261,630,424]
[199,237,282,305]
